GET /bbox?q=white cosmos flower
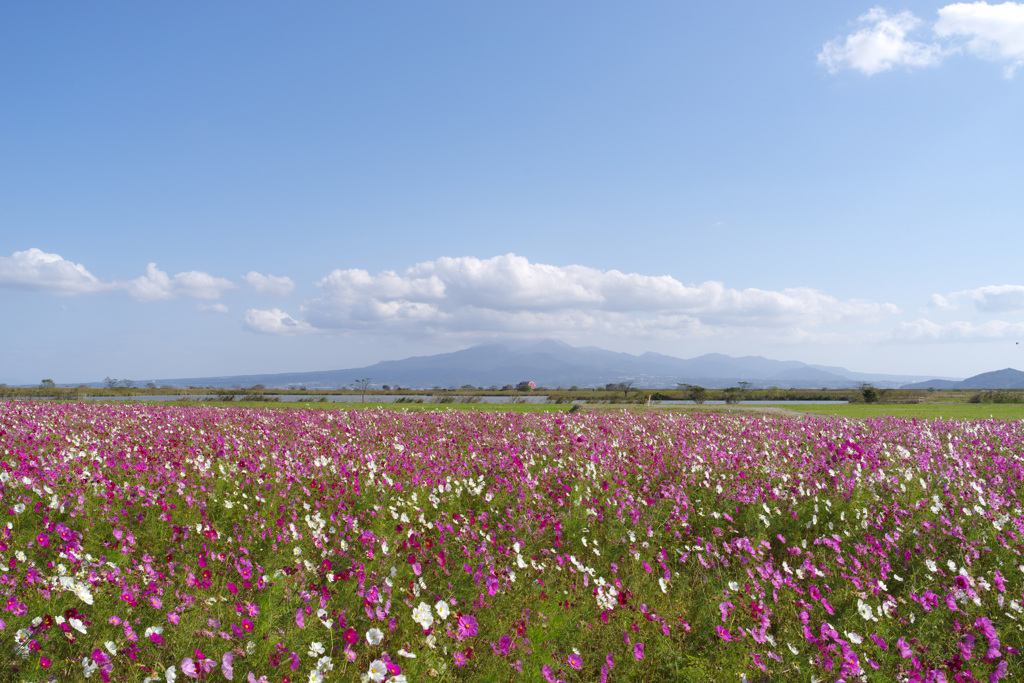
[412,601,434,629]
[367,659,388,682]
[308,641,325,657]
[435,600,450,620]
[366,627,384,646]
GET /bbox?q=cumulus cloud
[243,271,296,296]
[243,308,316,335]
[2,248,263,307]
[289,254,899,338]
[819,8,942,75]
[894,318,1024,340]
[0,248,108,296]
[936,1,1024,76]
[929,284,1024,312]
[821,2,1024,76]
[122,263,236,302]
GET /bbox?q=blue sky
[3,1,1023,385]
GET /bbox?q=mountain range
[900,368,1024,390]
[120,339,973,390]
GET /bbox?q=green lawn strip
[771,402,1024,420]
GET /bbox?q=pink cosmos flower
[222,652,234,680]
[633,642,644,661]
[457,614,478,640]
[568,653,582,669]
[182,658,198,678]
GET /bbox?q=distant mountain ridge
[117,339,958,390]
[901,368,1024,390]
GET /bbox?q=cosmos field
[1,401,1022,682]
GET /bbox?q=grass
[771,402,1024,420]
[73,398,1024,420]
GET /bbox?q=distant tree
[605,381,635,398]
[121,379,135,389]
[146,382,157,389]
[104,376,118,389]
[686,385,707,404]
[382,385,391,391]
[40,379,56,388]
[354,378,372,402]
[515,381,533,392]
[723,387,742,404]
[862,385,879,403]
[738,381,752,392]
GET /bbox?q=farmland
[0,402,1022,682]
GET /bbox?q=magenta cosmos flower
[456,614,478,640]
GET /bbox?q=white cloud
[198,303,230,314]
[0,248,108,296]
[243,308,316,335]
[243,271,296,296]
[936,1,1024,76]
[822,3,1024,76]
[894,317,1024,340]
[930,284,1024,312]
[290,254,899,338]
[819,7,942,75]
[122,263,236,301]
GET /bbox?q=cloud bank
[0,249,293,305]
[243,271,296,296]
[929,284,1024,312]
[123,263,237,302]
[821,2,1024,76]
[249,254,900,341]
[0,248,108,296]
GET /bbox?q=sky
[2,1,1024,386]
